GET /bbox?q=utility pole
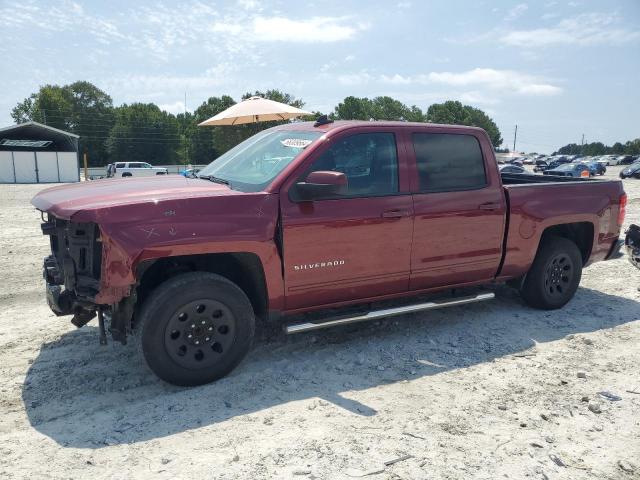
[581,133,585,146]
[513,124,518,152]
[83,151,88,181]
[43,109,47,125]
[184,92,188,167]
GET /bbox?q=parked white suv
[109,162,168,178]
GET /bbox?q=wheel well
[135,253,268,321]
[540,222,594,263]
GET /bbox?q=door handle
[382,209,410,218]
[478,202,501,211]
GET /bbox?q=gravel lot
[1,166,639,480]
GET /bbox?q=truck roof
[275,120,487,135]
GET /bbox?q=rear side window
[412,133,486,193]
[129,162,143,168]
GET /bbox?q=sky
[0,0,638,153]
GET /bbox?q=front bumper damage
[40,214,133,344]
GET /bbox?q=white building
[0,121,80,183]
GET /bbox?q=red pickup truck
[32,119,626,386]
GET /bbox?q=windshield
[197,129,322,192]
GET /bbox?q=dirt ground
[1,166,639,480]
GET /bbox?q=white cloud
[501,12,640,47]
[213,16,366,43]
[337,72,372,86]
[426,68,562,96]
[237,0,260,10]
[104,64,233,97]
[377,68,562,96]
[0,0,128,44]
[505,3,528,21]
[379,74,413,85]
[397,2,412,9]
[159,101,188,114]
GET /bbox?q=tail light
[618,193,627,226]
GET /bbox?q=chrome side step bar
[285,291,495,334]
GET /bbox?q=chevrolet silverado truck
[32,119,626,386]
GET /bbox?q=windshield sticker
[281,138,313,149]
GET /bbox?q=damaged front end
[41,213,133,344]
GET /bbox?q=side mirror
[290,171,348,202]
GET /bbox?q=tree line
[554,139,640,156]
[11,81,504,167]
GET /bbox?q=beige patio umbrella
[198,96,312,126]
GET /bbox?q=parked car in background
[619,163,640,179]
[533,159,549,173]
[544,163,591,178]
[546,158,572,171]
[618,155,635,165]
[599,155,618,165]
[577,160,606,176]
[499,164,525,174]
[112,162,168,177]
[180,168,201,177]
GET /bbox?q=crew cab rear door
[405,129,506,289]
[280,128,413,311]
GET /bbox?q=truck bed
[498,174,625,280]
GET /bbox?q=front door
[408,131,506,290]
[280,131,414,311]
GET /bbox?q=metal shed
[0,121,80,183]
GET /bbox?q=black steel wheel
[543,253,574,299]
[164,299,237,370]
[520,236,582,310]
[136,272,255,386]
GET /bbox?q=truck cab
[32,120,626,386]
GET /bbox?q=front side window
[412,133,486,193]
[306,132,399,198]
[115,163,125,168]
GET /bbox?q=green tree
[106,103,180,164]
[611,142,625,155]
[192,90,309,164]
[334,96,374,120]
[67,81,114,165]
[11,81,114,166]
[426,100,502,148]
[333,95,426,122]
[555,139,640,156]
[189,95,237,165]
[11,84,73,130]
[625,139,640,155]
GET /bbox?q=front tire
[136,272,255,386]
[520,236,582,310]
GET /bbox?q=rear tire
[136,272,255,386]
[122,172,132,177]
[520,236,582,310]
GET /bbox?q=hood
[32,175,245,221]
